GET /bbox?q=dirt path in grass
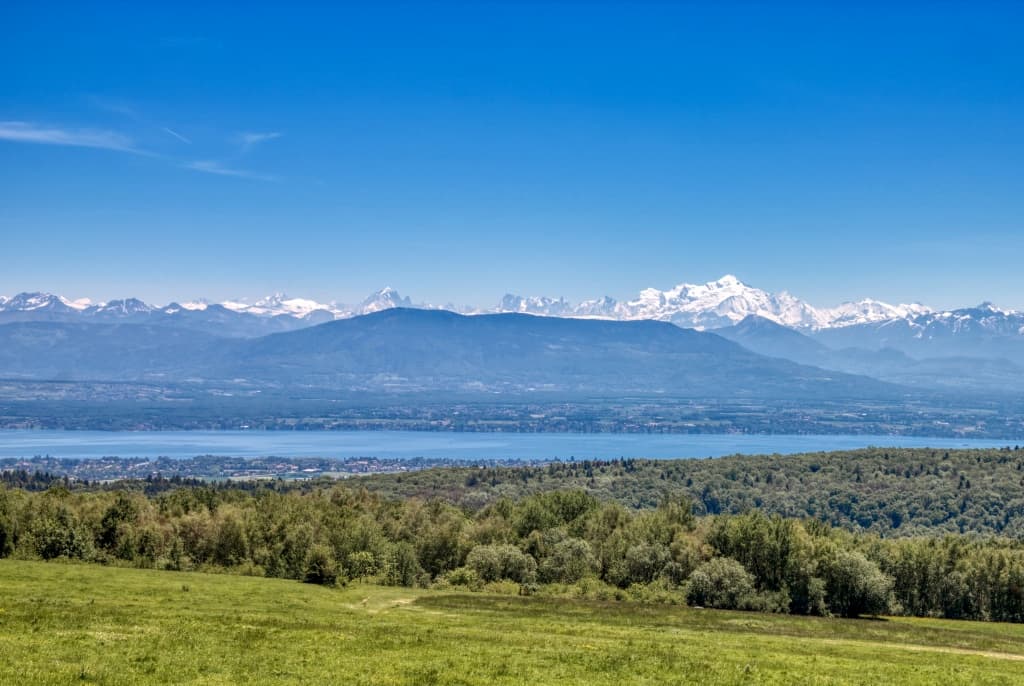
[818,638,1024,662]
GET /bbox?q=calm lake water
[0,430,1015,461]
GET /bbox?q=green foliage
[441,566,483,590]
[466,544,537,583]
[2,469,1024,623]
[685,557,756,610]
[351,447,1024,537]
[303,543,340,586]
[538,538,600,583]
[821,549,894,618]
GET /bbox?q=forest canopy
[4,450,1024,624]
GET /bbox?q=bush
[685,557,755,610]
[466,544,537,583]
[303,544,340,586]
[737,588,791,613]
[626,578,687,605]
[346,550,378,580]
[538,538,600,583]
[482,580,522,595]
[383,542,425,587]
[439,566,483,590]
[624,543,673,585]
[574,576,627,602]
[30,508,93,561]
[821,550,893,618]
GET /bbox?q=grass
[1,561,1024,684]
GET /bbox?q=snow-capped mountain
[221,293,349,318]
[914,303,1024,336]
[619,275,825,329]
[812,302,1024,365]
[815,303,1023,343]
[493,275,931,330]
[163,289,420,320]
[574,296,620,318]
[359,287,413,314]
[0,291,92,313]
[498,294,576,316]
[90,298,154,316]
[0,277,1017,351]
[819,299,932,329]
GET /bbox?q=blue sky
[1,2,1022,309]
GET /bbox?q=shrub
[821,550,894,618]
[466,544,537,583]
[685,557,756,610]
[303,544,339,586]
[538,538,600,584]
[439,566,483,590]
[625,543,672,585]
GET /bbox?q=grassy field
[1,561,1024,685]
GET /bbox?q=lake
[0,430,1016,461]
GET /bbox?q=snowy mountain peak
[94,298,153,315]
[820,299,933,329]
[621,276,823,330]
[498,294,574,316]
[219,294,341,317]
[0,292,91,313]
[574,296,620,318]
[487,275,942,331]
[359,287,412,314]
[973,301,1016,316]
[180,299,209,311]
[713,274,743,287]
[252,293,335,317]
[3,278,1018,342]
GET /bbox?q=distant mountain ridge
[0,275,957,328]
[0,308,906,400]
[716,314,1024,391]
[1,276,1019,354]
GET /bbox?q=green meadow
[1,560,1023,685]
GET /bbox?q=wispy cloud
[237,131,281,151]
[87,96,138,118]
[184,160,274,181]
[1,119,277,181]
[0,121,138,152]
[162,126,192,144]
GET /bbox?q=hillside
[2,561,1024,684]
[0,309,906,400]
[716,315,1024,392]
[350,447,1024,536]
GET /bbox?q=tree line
[2,481,1024,622]
[347,447,1024,536]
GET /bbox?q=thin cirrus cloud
[162,127,192,144]
[237,131,281,151]
[183,160,275,181]
[0,120,139,153]
[1,119,275,181]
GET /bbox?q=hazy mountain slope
[717,316,1024,392]
[232,309,904,398]
[814,305,1024,364]
[0,322,235,381]
[714,315,831,361]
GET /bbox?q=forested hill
[0,308,903,399]
[349,447,1024,537]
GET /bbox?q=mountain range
[0,274,1002,332]
[2,276,1022,393]
[0,308,904,400]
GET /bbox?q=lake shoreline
[0,429,1017,463]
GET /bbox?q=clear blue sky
[1,2,1022,309]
